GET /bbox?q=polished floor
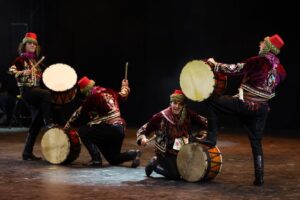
[0,127,299,200]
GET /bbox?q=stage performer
[64,76,141,167]
[137,89,207,180]
[9,32,54,161]
[201,34,286,186]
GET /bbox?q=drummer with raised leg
[201,34,286,186]
[8,32,55,161]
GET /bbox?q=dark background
[0,0,299,131]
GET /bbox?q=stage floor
[0,127,299,200]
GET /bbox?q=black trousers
[78,123,134,165]
[207,95,269,156]
[156,153,180,180]
[22,87,53,155]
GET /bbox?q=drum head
[43,63,77,92]
[180,60,215,102]
[41,128,70,164]
[177,143,208,182]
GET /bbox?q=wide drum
[176,143,222,182]
[180,60,227,102]
[41,127,81,164]
[43,63,77,104]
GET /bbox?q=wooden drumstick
[125,62,128,80]
[32,56,45,86]
[33,56,45,68]
[145,134,156,144]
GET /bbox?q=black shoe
[145,157,157,177]
[253,155,264,186]
[45,123,56,129]
[253,179,264,186]
[199,139,216,147]
[22,153,42,161]
[85,160,102,167]
[131,150,142,168]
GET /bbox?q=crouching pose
[137,89,207,179]
[65,76,141,167]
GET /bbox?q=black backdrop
[0,0,299,130]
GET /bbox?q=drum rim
[177,143,223,182]
[180,60,215,102]
[176,143,208,182]
[42,63,77,92]
[41,127,71,164]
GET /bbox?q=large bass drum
[43,63,77,104]
[176,143,222,182]
[180,60,227,102]
[41,127,81,164]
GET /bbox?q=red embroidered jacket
[214,53,286,100]
[66,86,129,127]
[9,56,43,88]
[136,107,207,155]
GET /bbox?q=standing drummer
[201,34,286,186]
[136,89,207,180]
[8,32,55,161]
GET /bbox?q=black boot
[22,132,41,161]
[199,130,217,146]
[145,156,157,177]
[22,153,41,161]
[85,160,102,167]
[154,165,171,178]
[117,149,142,168]
[43,118,56,129]
[84,143,102,167]
[200,114,218,146]
[199,138,216,146]
[253,155,264,186]
[45,123,56,129]
[145,156,177,179]
[128,150,142,168]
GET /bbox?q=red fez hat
[78,76,95,94]
[173,89,184,95]
[170,89,186,102]
[269,34,284,49]
[22,32,38,44]
[264,34,284,55]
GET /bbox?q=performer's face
[25,42,37,53]
[170,101,184,115]
[259,41,266,53]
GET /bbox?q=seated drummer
[136,89,207,180]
